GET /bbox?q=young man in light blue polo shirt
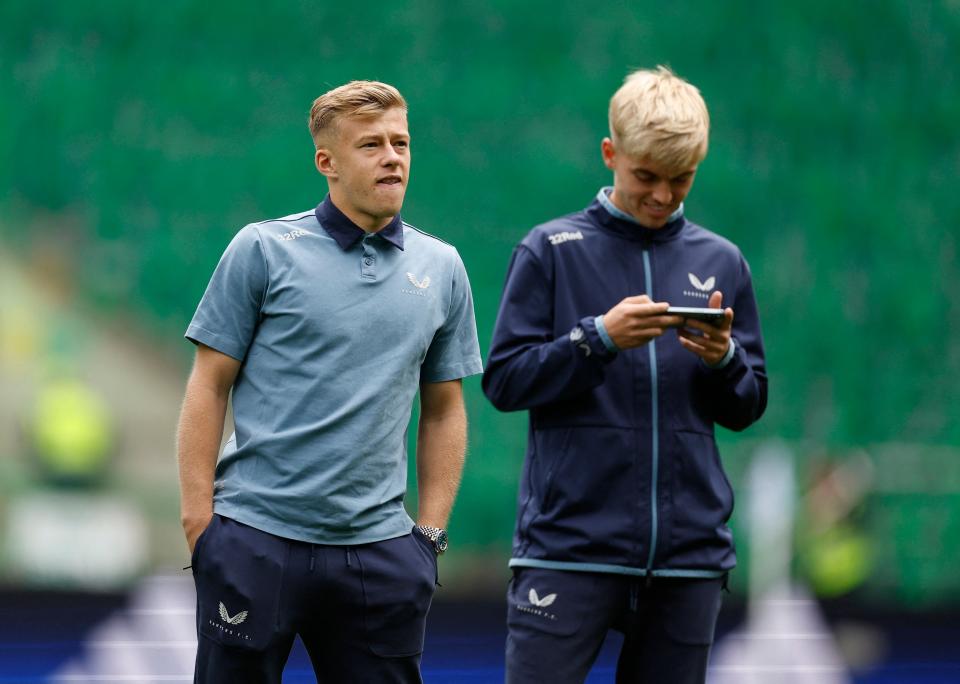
[177,80,483,683]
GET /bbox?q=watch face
[435,529,448,553]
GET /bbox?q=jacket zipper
[642,249,659,576]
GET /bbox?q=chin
[385,198,404,215]
[372,200,403,218]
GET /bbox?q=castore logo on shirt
[684,272,716,300]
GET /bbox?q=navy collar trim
[588,187,686,242]
[314,195,405,251]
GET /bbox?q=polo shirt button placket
[361,237,378,280]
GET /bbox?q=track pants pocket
[193,516,288,651]
[357,533,436,657]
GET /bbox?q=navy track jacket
[483,192,768,578]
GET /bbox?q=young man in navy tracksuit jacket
[483,66,767,683]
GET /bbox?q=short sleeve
[420,251,484,383]
[184,226,268,361]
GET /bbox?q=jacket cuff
[705,338,736,369]
[593,315,620,352]
[573,316,618,361]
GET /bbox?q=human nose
[651,181,672,204]
[382,145,402,167]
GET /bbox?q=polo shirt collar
[314,195,405,251]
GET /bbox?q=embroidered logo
[277,229,311,241]
[569,326,591,357]
[548,230,584,246]
[517,587,559,621]
[406,273,431,289]
[688,273,715,291]
[528,589,557,607]
[219,602,248,625]
[684,272,716,300]
[402,272,432,298]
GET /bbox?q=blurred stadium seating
[2,1,959,681]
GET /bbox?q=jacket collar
[314,195,405,251]
[588,187,686,243]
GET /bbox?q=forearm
[415,385,467,529]
[176,377,229,539]
[706,348,768,431]
[483,316,613,411]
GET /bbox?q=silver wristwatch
[415,525,448,554]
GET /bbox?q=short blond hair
[308,80,407,148]
[608,66,709,170]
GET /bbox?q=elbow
[481,369,523,413]
[717,387,767,432]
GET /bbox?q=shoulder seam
[403,222,454,248]
[514,243,550,279]
[249,225,271,311]
[252,211,316,227]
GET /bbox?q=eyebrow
[633,168,694,181]
[355,132,409,144]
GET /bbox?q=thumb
[709,290,723,308]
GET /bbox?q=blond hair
[608,66,709,170]
[308,80,407,148]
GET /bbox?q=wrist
[705,339,736,369]
[594,315,620,352]
[415,524,448,554]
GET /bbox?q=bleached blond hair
[308,80,407,148]
[608,66,709,170]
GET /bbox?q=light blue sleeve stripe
[707,338,736,369]
[594,315,619,352]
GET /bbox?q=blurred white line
[709,667,846,673]
[55,676,192,682]
[723,634,834,640]
[87,642,197,648]
[52,574,198,682]
[123,609,194,615]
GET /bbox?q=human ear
[601,138,616,170]
[315,147,337,178]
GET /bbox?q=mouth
[643,203,671,217]
[377,175,403,187]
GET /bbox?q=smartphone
[666,307,726,326]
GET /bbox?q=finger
[652,314,685,328]
[677,334,708,355]
[682,319,714,334]
[622,294,654,305]
[678,329,709,345]
[624,302,672,318]
[634,326,667,338]
[679,328,727,356]
[709,291,723,308]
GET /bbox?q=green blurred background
[1,1,958,609]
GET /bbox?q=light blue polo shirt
[185,196,483,545]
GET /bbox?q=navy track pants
[505,567,725,684]
[190,514,437,683]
